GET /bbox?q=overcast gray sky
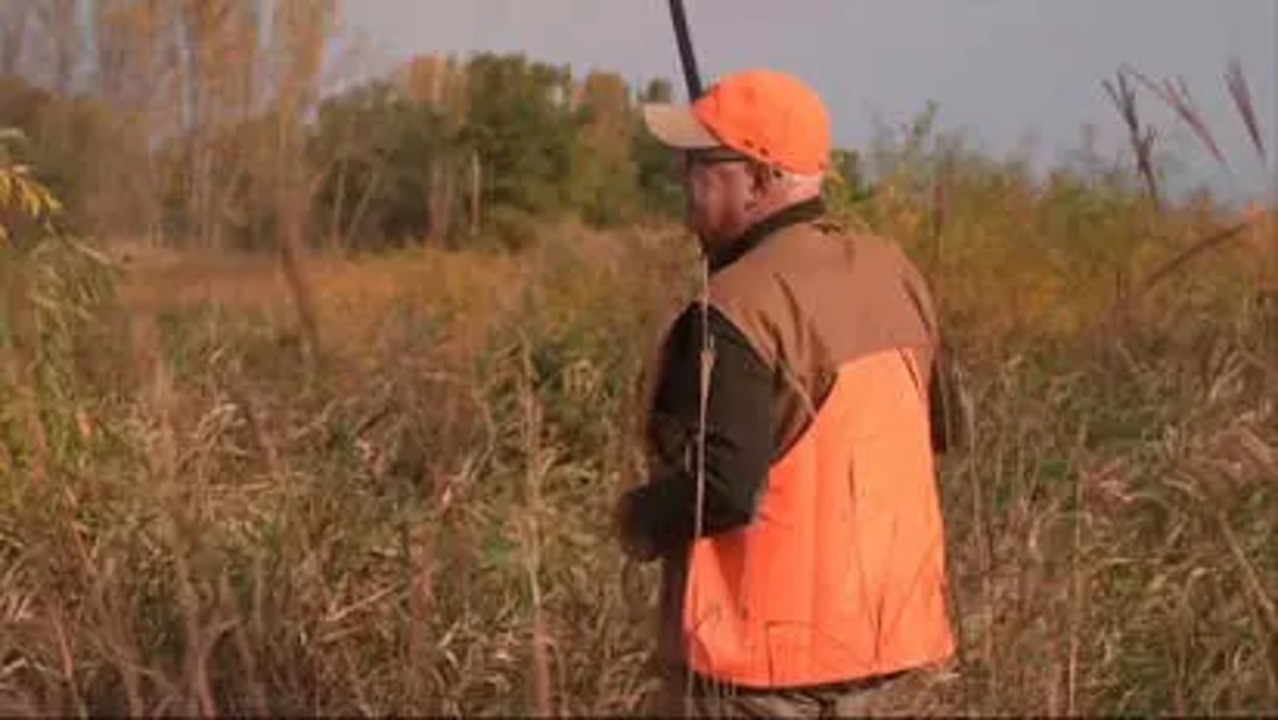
[339,1,1276,203]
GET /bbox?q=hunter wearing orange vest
[614,69,957,717]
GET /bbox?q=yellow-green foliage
[1,127,118,490]
[0,129,63,244]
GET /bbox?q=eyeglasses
[680,151,784,183]
[685,149,750,166]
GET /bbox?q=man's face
[681,150,756,250]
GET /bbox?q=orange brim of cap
[642,104,722,149]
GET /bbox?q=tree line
[0,0,874,253]
[304,53,693,251]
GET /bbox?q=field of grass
[1,163,1276,717]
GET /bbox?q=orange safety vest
[679,348,955,688]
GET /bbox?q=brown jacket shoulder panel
[710,221,938,369]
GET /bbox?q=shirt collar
[706,197,826,274]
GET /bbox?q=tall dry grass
[2,206,1273,716]
[1,80,1276,716]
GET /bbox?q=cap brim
[641,104,721,149]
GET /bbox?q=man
[614,69,957,717]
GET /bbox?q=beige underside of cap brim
[641,104,722,149]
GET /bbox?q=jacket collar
[706,197,826,274]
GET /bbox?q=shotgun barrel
[667,0,703,99]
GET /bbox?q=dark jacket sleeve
[620,301,773,558]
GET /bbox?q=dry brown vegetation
[3,182,1275,715]
[1,3,1277,716]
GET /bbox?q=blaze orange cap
[642,69,832,175]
